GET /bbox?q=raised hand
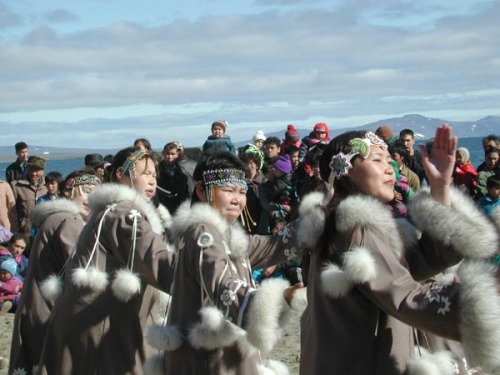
[418,124,457,205]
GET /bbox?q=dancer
[9,170,101,375]
[299,125,500,374]
[38,148,175,375]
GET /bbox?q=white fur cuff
[245,278,291,354]
[297,192,327,250]
[146,324,183,351]
[458,260,500,372]
[410,187,499,259]
[408,347,457,375]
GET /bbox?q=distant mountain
[235,114,500,146]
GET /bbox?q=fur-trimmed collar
[170,202,250,260]
[335,195,404,260]
[31,199,82,227]
[88,183,165,235]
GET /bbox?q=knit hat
[1,258,17,276]
[171,140,184,152]
[26,156,46,170]
[285,124,300,142]
[313,122,328,134]
[273,154,292,174]
[84,153,104,168]
[212,120,228,133]
[252,130,266,143]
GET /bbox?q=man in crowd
[6,142,29,183]
[399,129,426,184]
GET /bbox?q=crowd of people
[0,121,500,375]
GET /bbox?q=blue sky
[0,0,499,149]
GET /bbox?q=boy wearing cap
[202,120,237,155]
[0,258,23,315]
[299,122,330,162]
[10,156,47,240]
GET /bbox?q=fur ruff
[245,278,291,354]
[257,360,290,375]
[31,199,81,227]
[156,203,173,229]
[111,269,142,302]
[146,324,183,351]
[408,348,457,375]
[171,203,250,260]
[296,192,327,251]
[88,184,164,235]
[457,259,500,371]
[39,274,64,304]
[142,355,164,375]
[71,266,109,292]
[410,187,499,259]
[188,306,246,350]
[335,195,404,260]
[290,287,308,315]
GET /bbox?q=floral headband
[121,150,150,175]
[329,131,387,179]
[202,168,248,190]
[64,174,101,191]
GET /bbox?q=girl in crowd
[9,170,101,375]
[299,125,500,374]
[37,148,175,375]
[147,151,304,375]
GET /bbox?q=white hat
[252,130,266,143]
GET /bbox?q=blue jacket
[202,135,236,155]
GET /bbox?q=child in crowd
[0,258,23,315]
[36,171,63,204]
[268,154,295,230]
[202,120,237,155]
[0,233,29,281]
[477,174,500,214]
[453,146,478,197]
[281,124,301,154]
[299,122,330,161]
[252,130,266,150]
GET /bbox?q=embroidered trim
[64,174,101,191]
[121,150,150,174]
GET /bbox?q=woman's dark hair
[191,151,248,204]
[60,169,99,195]
[108,147,155,183]
[134,138,152,151]
[315,130,368,263]
[8,233,31,249]
[388,140,409,165]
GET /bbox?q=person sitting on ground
[202,120,237,155]
[0,258,23,315]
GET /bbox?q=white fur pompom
[188,306,245,350]
[111,269,142,302]
[142,354,164,375]
[321,263,353,298]
[264,359,290,375]
[343,246,377,284]
[146,324,183,351]
[408,348,456,375]
[71,266,109,292]
[40,274,64,304]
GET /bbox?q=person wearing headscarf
[453,146,478,197]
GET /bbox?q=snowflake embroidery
[329,153,351,179]
[220,289,236,306]
[284,247,297,258]
[197,232,214,248]
[277,225,292,244]
[437,296,451,315]
[12,368,27,375]
[128,209,142,220]
[424,284,445,303]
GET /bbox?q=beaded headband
[202,168,248,190]
[329,131,387,179]
[121,150,150,175]
[64,174,101,191]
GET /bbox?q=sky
[0,0,499,149]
